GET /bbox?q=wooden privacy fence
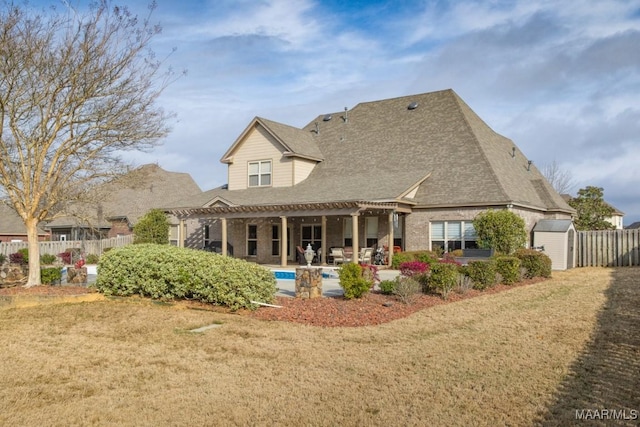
[0,235,134,258]
[577,229,640,267]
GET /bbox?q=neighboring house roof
[0,203,47,236]
[625,221,640,230]
[173,89,573,215]
[533,219,574,233]
[46,164,202,229]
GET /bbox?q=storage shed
[532,219,576,270]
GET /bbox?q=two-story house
[167,89,574,266]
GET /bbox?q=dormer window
[248,160,272,187]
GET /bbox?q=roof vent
[408,102,419,110]
[322,114,332,121]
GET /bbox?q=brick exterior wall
[107,219,132,238]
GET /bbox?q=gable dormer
[221,117,323,191]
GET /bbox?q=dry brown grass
[0,267,638,426]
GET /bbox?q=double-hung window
[248,160,272,187]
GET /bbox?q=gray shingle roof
[0,203,47,236]
[177,89,574,214]
[46,164,202,228]
[533,219,574,232]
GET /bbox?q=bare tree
[0,1,178,286]
[541,160,576,195]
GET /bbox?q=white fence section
[0,235,134,257]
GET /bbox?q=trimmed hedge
[428,262,459,299]
[337,263,372,299]
[495,256,522,285]
[514,249,552,279]
[94,244,277,310]
[467,260,497,290]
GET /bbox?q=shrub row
[94,244,277,310]
[387,250,552,301]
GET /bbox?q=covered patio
[167,200,412,268]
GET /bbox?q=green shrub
[515,249,552,279]
[428,262,459,299]
[0,253,6,265]
[416,251,440,264]
[379,279,396,295]
[467,260,497,290]
[41,267,62,285]
[393,276,421,304]
[94,244,277,310]
[85,253,100,264]
[495,256,522,285]
[473,209,527,254]
[133,209,170,244]
[391,252,414,269]
[40,253,57,265]
[338,263,372,299]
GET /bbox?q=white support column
[388,212,395,267]
[221,218,228,257]
[280,216,288,267]
[179,219,185,248]
[321,215,327,265]
[351,213,359,264]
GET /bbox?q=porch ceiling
[168,200,412,219]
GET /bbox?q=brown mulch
[0,279,544,327]
[246,279,544,327]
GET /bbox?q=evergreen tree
[568,186,615,230]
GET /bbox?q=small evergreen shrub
[338,263,371,299]
[94,244,276,310]
[495,256,522,285]
[415,251,440,265]
[40,253,57,265]
[393,276,421,304]
[85,253,100,264]
[41,267,62,285]
[391,252,414,269]
[428,262,459,300]
[0,253,6,264]
[515,249,552,279]
[379,279,396,295]
[467,260,497,290]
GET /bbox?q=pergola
[167,200,413,267]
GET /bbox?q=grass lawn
[0,267,638,426]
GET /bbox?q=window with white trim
[365,217,378,248]
[248,160,272,187]
[430,221,478,252]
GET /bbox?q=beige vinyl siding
[293,158,316,184]
[533,232,567,270]
[227,125,292,190]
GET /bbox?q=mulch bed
[0,279,544,327]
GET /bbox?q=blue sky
[35,1,640,223]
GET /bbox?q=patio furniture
[343,246,353,262]
[359,247,373,264]
[330,247,345,265]
[296,246,306,265]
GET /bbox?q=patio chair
[359,248,373,264]
[330,247,345,265]
[296,245,306,265]
[343,246,353,262]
